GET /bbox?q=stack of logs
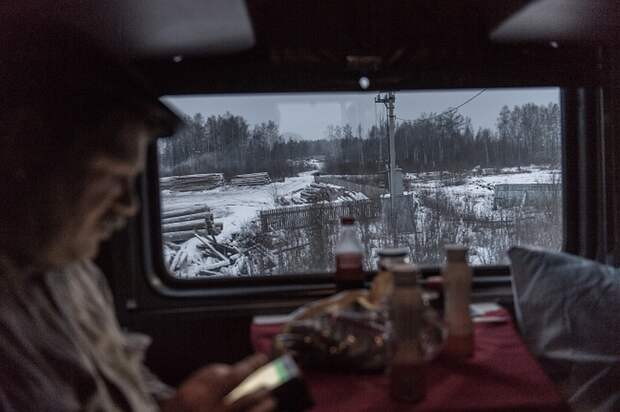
[161,205,222,243]
[160,173,224,192]
[166,234,242,275]
[299,183,331,203]
[230,172,271,186]
[298,183,362,204]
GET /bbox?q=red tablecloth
[251,310,569,412]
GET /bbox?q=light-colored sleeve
[85,261,177,404]
[122,330,177,403]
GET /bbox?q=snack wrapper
[273,272,446,371]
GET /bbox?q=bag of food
[273,274,445,372]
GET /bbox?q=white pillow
[509,246,620,412]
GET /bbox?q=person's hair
[0,19,180,266]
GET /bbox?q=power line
[396,88,488,123]
[450,88,488,111]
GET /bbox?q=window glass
[158,88,562,278]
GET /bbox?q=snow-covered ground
[403,165,561,264]
[407,166,560,217]
[161,172,315,241]
[161,165,562,276]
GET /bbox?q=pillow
[508,246,620,412]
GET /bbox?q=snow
[161,164,562,275]
[407,166,560,218]
[161,172,316,241]
[307,158,324,169]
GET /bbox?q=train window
[156,87,562,279]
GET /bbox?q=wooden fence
[259,194,417,233]
[260,198,383,232]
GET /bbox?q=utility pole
[375,92,396,198]
[375,91,397,239]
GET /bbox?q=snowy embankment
[407,166,560,217]
[404,165,561,264]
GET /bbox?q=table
[251,309,569,411]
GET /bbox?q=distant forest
[158,102,561,178]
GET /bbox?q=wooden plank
[230,172,271,186]
[234,172,270,178]
[162,211,211,224]
[162,230,204,242]
[160,173,224,192]
[160,172,224,182]
[162,219,206,233]
[162,205,210,219]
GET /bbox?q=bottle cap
[445,245,468,263]
[341,217,355,225]
[390,263,419,286]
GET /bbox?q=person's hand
[162,354,276,412]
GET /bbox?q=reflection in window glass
[158,88,562,278]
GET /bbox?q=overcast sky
[163,87,559,140]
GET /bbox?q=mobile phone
[224,354,306,406]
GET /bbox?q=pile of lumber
[302,184,363,203]
[299,183,331,203]
[161,205,222,243]
[160,173,224,192]
[230,172,271,186]
[278,183,366,206]
[167,234,242,275]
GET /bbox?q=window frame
[141,87,571,299]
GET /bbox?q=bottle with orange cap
[334,217,365,290]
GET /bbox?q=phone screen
[224,355,300,405]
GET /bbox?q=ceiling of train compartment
[4,0,618,93]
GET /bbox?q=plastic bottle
[377,248,410,271]
[442,245,474,359]
[388,263,426,403]
[369,248,409,305]
[334,217,365,289]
